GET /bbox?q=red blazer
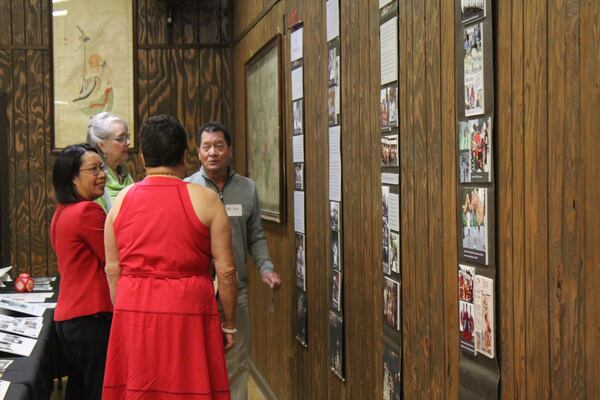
[51,201,113,321]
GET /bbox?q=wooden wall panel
[11,0,25,47]
[0,1,12,46]
[581,3,600,399]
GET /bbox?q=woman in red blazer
[50,143,114,400]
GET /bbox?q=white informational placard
[328,126,342,202]
[381,173,399,185]
[0,293,54,303]
[294,191,305,234]
[291,66,304,100]
[293,135,305,163]
[0,299,46,317]
[290,28,303,62]
[380,17,398,85]
[0,332,37,356]
[0,380,9,399]
[379,0,394,8]
[0,315,43,338]
[326,0,340,41]
[388,193,400,231]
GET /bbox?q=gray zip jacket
[185,166,274,289]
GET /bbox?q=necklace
[145,172,181,178]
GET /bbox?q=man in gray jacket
[186,121,281,400]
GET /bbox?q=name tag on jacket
[226,204,243,217]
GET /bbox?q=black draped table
[0,282,65,400]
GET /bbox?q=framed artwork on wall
[245,34,285,223]
[52,0,136,150]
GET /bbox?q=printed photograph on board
[382,345,402,400]
[383,277,400,330]
[459,300,475,354]
[381,135,399,167]
[380,85,398,129]
[330,201,341,231]
[463,23,484,117]
[296,290,308,346]
[294,162,304,191]
[460,187,488,265]
[458,116,493,182]
[458,264,475,303]
[382,186,390,274]
[295,233,306,290]
[461,0,485,23]
[332,230,341,270]
[329,310,344,377]
[474,275,494,358]
[328,85,340,126]
[328,44,339,86]
[293,99,303,135]
[389,231,400,274]
[332,269,342,311]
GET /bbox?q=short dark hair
[140,115,188,168]
[196,121,232,147]
[52,144,99,204]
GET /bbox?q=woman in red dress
[102,115,237,400]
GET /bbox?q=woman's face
[99,122,130,167]
[73,151,106,201]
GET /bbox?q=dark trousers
[55,313,112,400]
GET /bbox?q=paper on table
[0,293,54,303]
[0,380,8,399]
[0,299,46,317]
[0,315,43,338]
[0,332,37,357]
[0,267,12,283]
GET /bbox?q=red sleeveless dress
[102,177,230,400]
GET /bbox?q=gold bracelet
[221,323,237,335]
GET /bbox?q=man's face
[198,131,232,174]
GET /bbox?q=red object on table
[15,273,35,292]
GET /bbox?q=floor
[50,376,267,399]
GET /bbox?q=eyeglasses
[110,134,131,144]
[79,163,107,176]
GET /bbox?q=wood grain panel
[42,51,55,275]
[440,0,458,398]
[172,1,198,45]
[399,0,417,395]
[198,0,221,44]
[496,1,516,398]
[147,48,172,116]
[0,1,12,46]
[145,0,168,45]
[424,0,444,397]
[581,2,600,398]
[12,49,30,273]
[24,0,42,46]
[548,0,585,398]
[137,0,148,46]
[26,49,47,277]
[523,1,550,398]
[11,0,25,47]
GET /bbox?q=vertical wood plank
[523,0,550,398]
[198,0,220,44]
[12,49,30,273]
[137,0,148,46]
[440,0,458,398]
[24,0,41,46]
[548,0,585,398]
[26,50,46,277]
[580,0,600,398]
[496,0,515,398]
[0,0,12,46]
[424,0,444,397]
[147,48,172,116]
[400,0,417,396]
[11,0,24,47]
[42,50,55,275]
[172,0,198,45]
[146,0,168,45]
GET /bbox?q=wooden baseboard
[249,359,278,400]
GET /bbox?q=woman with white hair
[87,112,134,212]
